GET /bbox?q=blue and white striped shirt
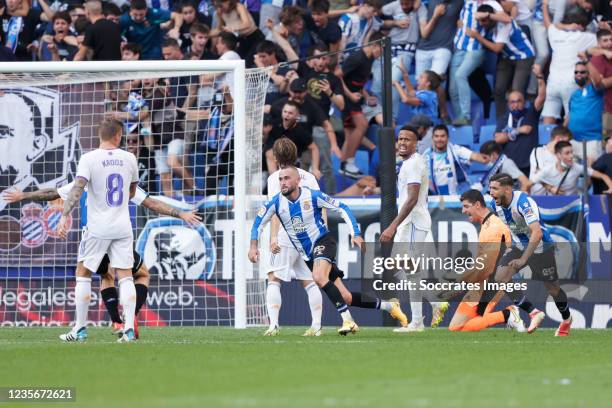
[339,13,382,50]
[251,187,361,260]
[493,20,535,61]
[489,191,553,253]
[454,0,484,51]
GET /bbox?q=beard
[281,186,294,196]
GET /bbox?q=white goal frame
[0,60,251,329]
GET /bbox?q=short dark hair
[399,125,420,140]
[180,0,197,10]
[477,4,495,14]
[102,2,122,16]
[52,11,72,25]
[432,124,449,136]
[562,11,589,28]
[368,31,385,44]
[256,40,279,56]
[311,0,330,13]
[307,43,328,57]
[218,31,237,50]
[98,119,123,141]
[460,189,486,207]
[490,173,514,186]
[550,125,572,140]
[122,43,142,55]
[423,70,441,90]
[73,17,90,35]
[480,140,502,155]
[190,22,210,36]
[597,29,612,39]
[162,38,181,49]
[279,5,304,26]
[283,100,301,113]
[554,140,572,154]
[130,0,148,10]
[364,0,383,9]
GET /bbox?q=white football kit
[395,152,431,246]
[266,168,319,282]
[74,148,139,272]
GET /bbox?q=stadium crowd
[2,0,612,197]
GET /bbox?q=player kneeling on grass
[264,138,324,337]
[448,189,526,332]
[2,176,201,340]
[250,167,408,335]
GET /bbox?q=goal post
[0,60,270,329]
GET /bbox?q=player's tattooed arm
[142,197,202,226]
[1,187,60,203]
[62,177,87,216]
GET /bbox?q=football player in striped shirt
[250,166,408,335]
[489,173,572,336]
[264,138,323,337]
[2,183,201,339]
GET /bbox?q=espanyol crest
[136,218,216,280]
[43,204,72,239]
[20,203,47,248]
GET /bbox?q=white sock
[119,276,136,332]
[379,301,393,312]
[410,290,423,323]
[266,281,282,328]
[74,277,91,332]
[340,310,353,322]
[304,282,322,329]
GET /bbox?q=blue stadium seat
[479,124,497,145]
[449,125,474,147]
[539,124,555,145]
[355,150,370,175]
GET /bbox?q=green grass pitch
[2,327,611,408]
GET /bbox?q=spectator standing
[449,1,511,126]
[587,30,612,138]
[179,0,212,52]
[265,100,321,178]
[119,0,183,60]
[567,61,604,164]
[467,4,535,120]
[39,11,78,61]
[0,0,42,61]
[335,32,383,178]
[74,0,121,61]
[254,40,292,105]
[189,22,217,59]
[212,0,263,66]
[415,0,462,123]
[541,6,596,124]
[305,0,342,52]
[338,0,382,51]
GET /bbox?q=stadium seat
[479,124,497,145]
[539,124,555,145]
[449,125,474,147]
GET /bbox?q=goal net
[0,60,271,329]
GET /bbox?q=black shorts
[500,247,558,282]
[96,251,143,276]
[306,234,345,281]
